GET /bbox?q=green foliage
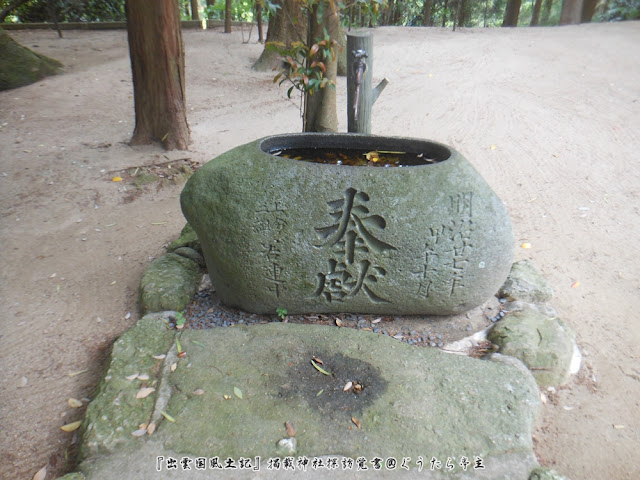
[276,307,288,320]
[596,0,640,21]
[175,311,187,328]
[267,30,338,100]
[3,0,125,23]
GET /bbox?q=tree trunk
[502,0,522,26]
[304,0,339,132]
[47,0,63,38]
[530,0,543,25]
[256,0,264,42]
[560,0,583,24]
[457,0,469,27]
[540,0,553,23]
[224,0,232,32]
[252,0,307,71]
[581,0,597,22]
[442,0,448,26]
[191,0,200,20]
[423,0,433,26]
[125,0,190,150]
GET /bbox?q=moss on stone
[79,314,176,460]
[167,222,201,254]
[0,28,62,90]
[488,306,576,387]
[138,253,202,315]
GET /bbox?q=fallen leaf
[311,359,331,376]
[613,424,625,429]
[351,416,361,429]
[147,422,156,435]
[160,411,176,423]
[112,176,123,182]
[372,317,382,324]
[520,242,532,249]
[137,374,150,381]
[131,428,147,437]
[193,389,205,396]
[234,387,243,399]
[136,387,155,399]
[67,398,83,408]
[312,356,324,365]
[170,362,177,372]
[223,394,231,400]
[125,373,139,381]
[571,281,580,288]
[33,465,47,480]
[178,351,187,358]
[335,318,344,327]
[490,145,496,150]
[67,369,88,377]
[60,420,82,432]
[343,381,353,392]
[285,421,296,437]
[152,354,166,360]
[316,389,323,397]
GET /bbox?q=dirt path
[1,22,639,479]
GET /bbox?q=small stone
[276,437,297,455]
[499,260,554,303]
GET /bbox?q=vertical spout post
[347,30,388,134]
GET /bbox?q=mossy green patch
[138,253,202,315]
[488,306,575,387]
[0,28,62,90]
[79,314,176,460]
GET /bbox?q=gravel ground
[180,276,509,351]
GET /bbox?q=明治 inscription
[414,192,474,298]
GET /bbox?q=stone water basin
[180,133,513,315]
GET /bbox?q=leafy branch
[267,29,339,100]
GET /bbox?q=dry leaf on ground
[135,387,155,399]
[351,416,361,429]
[32,465,47,480]
[60,420,82,432]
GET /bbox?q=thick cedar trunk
[304,0,339,132]
[502,0,522,26]
[442,0,448,26]
[190,0,200,20]
[581,0,597,21]
[225,0,232,32]
[125,0,190,150]
[252,0,307,71]
[423,0,432,26]
[540,0,553,23]
[530,0,543,25]
[256,0,264,42]
[560,0,583,24]
[457,0,469,27]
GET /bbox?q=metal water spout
[352,49,368,120]
[347,31,389,134]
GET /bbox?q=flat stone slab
[71,316,543,479]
